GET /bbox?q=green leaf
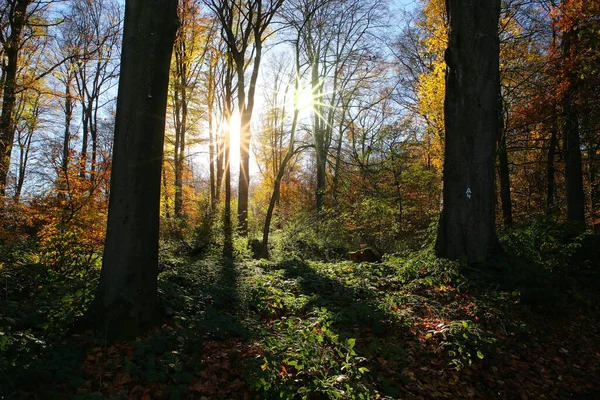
[477,350,484,359]
[347,338,356,349]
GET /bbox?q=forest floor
[1,242,600,399]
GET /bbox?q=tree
[90,0,179,339]
[206,0,284,236]
[67,0,121,182]
[260,50,302,259]
[169,0,210,220]
[284,0,386,211]
[435,0,501,262]
[558,0,587,225]
[0,0,34,195]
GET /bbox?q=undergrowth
[0,219,599,398]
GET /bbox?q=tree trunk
[62,73,74,177]
[79,106,90,178]
[262,106,299,259]
[208,84,216,209]
[561,26,585,224]
[237,110,250,235]
[90,96,100,184]
[236,32,261,236]
[435,0,501,262]
[0,0,31,196]
[497,110,512,227]
[331,107,347,204]
[90,0,178,340]
[173,35,187,219]
[546,104,558,216]
[310,58,327,211]
[589,146,600,232]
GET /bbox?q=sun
[222,113,241,174]
[297,85,314,111]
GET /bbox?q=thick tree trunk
[435,0,501,262]
[0,0,31,196]
[90,0,178,340]
[561,26,585,224]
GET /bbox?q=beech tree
[168,0,210,219]
[205,0,284,236]
[0,0,34,195]
[435,0,502,262]
[558,0,586,225]
[67,0,121,182]
[90,0,178,339]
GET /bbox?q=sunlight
[297,85,314,112]
[219,113,241,177]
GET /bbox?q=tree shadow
[280,259,406,336]
[278,259,413,395]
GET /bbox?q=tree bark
[90,0,178,340]
[435,0,501,262]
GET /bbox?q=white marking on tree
[466,188,472,200]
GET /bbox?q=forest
[0,0,599,398]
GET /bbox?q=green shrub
[270,210,352,262]
[427,319,497,370]
[248,308,373,399]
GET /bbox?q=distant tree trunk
[214,60,224,206]
[237,61,251,235]
[172,30,188,219]
[497,105,512,227]
[79,106,90,177]
[14,125,33,203]
[262,103,300,258]
[222,59,235,257]
[223,110,233,257]
[162,163,171,219]
[331,107,347,204]
[90,0,178,340]
[561,25,585,224]
[14,93,39,202]
[546,104,559,216]
[62,73,74,177]
[435,0,501,262]
[216,129,224,203]
[589,146,600,232]
[0,0,32,196]
[208,75,216,209]
[310,57,327,211]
